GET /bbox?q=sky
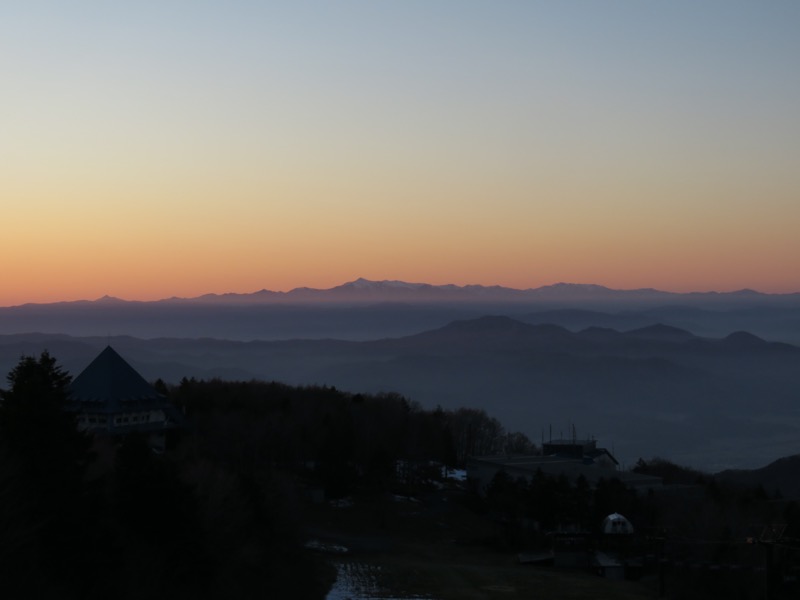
[3,1,799,305]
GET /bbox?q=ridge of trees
[173,377,537,480]
[3,352,799,600]
[0,353,536,598]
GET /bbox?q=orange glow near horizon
[4,159,799,306]
[3,162,800,305]
[4,235,799,307]
[3,3,799,307]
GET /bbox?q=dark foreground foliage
[476,459,800,599]
[0,355,330,599]
[3,353,800,599]
[0,355,534,599]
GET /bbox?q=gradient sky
[3,1,799,305]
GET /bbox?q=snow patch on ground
[305,539,349,554]
[329,497,354,508]
[325,562,437,600]
[442,467,467,481]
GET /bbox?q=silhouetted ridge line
[9,278,800,309]
[424,316,573,338]
[723,331,767,346]
[717,454,800,498]
[624,323,695,340]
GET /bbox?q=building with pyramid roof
[67,346,182,450]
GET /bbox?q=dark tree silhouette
[0,351,91,492]
[0,352,94,598]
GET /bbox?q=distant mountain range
[3,279,800,344]
[2,280,798,473]
[3,279,799,472]
[8,278,800,307]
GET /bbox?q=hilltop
[2,314,798,471]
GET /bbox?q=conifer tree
[0,351,89,481]
[0,352,92,598]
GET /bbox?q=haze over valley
[3,279,799,472]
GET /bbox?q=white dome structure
[602,512,634,535]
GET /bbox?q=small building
[66,346,182,451]
[602,512,634,535]
[542,438,619,469]
[467,439,661,495]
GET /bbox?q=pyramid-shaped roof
[68,346,163,411]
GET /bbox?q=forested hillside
[3,353,800,599]
[0,353,531,599]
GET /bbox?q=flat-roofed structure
[467,442,661,495]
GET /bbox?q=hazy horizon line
[4,278,799,308]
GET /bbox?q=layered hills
[2,279,800,343]
[2,313,798,472]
